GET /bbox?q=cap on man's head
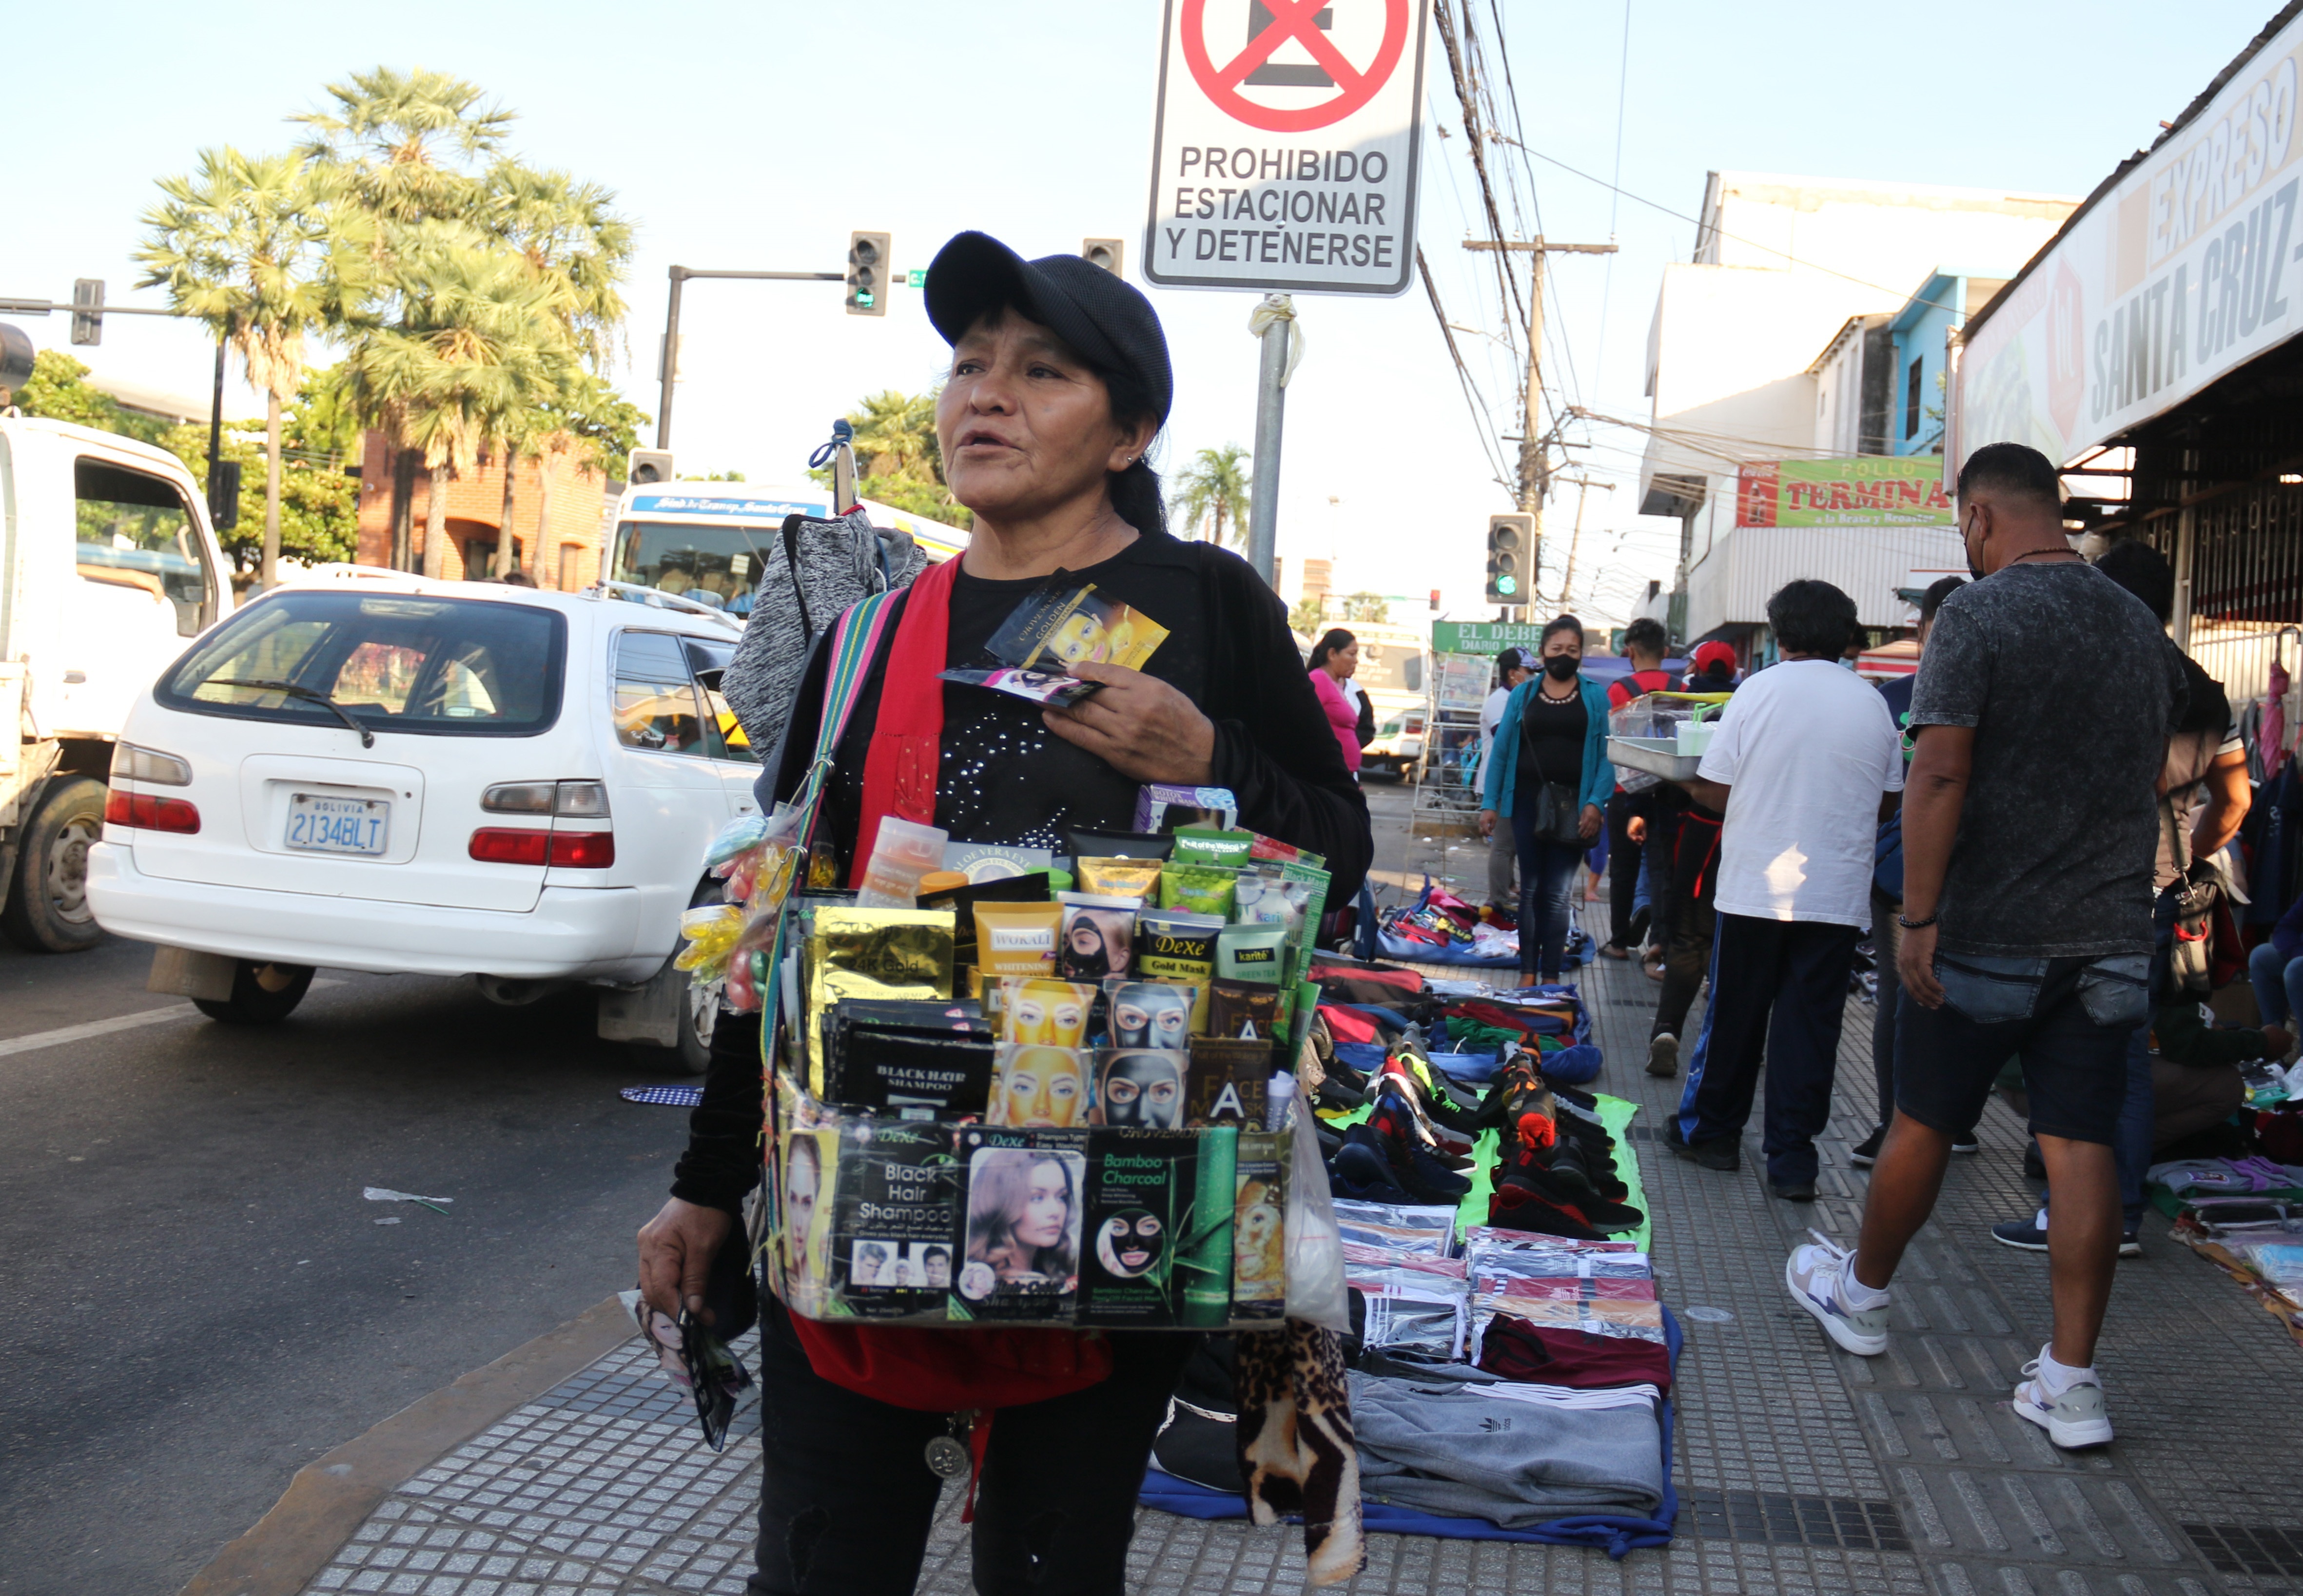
[925,232,1173,424]
[1497,646,1535,672]
[1691,640,1737,674]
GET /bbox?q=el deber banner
[1735,458,1955,528]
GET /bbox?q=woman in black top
[637,233,1370,1596]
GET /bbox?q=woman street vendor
[638,231,1371,1596]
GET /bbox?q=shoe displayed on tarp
[1488,1179,1608,1242]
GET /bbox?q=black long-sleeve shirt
[671,527,1372,1214]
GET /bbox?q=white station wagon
[86,566,762,1070]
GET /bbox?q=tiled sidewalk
[297,862,2303,1596]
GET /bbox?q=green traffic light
[1498,576,1518,595]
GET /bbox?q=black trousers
[748,1298,1195,1595]
[1606,792,1644,947]
[1675,912,1860,1187]
[1651,810,1722,1042]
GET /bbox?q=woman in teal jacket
[1479,614,1615,981]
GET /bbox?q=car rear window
[157,591,565,738]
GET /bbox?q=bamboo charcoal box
[1079,1129,1198,1326]
[827,1120,961,1320]
[1231,1130,1288,1322]
[953,1126,1089,1322]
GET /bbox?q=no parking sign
[1144,0,1430,295]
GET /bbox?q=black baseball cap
[924,232,1173,425]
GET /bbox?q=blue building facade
[1890,268,2012,455]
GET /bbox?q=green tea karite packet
[1216,923,1288,985]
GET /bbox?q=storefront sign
[1956,15,2303,467]
[1143,0,1429,295]
[1735,459,1955,527]
[1431,620,1547,655]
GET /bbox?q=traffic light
[209,460,241,532]
[1484,513,1533,604]
[1082,238,1125,275]
[846,232,891,316]
[626,449,675,486]
[72,278,103,346]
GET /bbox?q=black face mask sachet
[1066,828,1176,861]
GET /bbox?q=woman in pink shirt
[1308,628,1363,775]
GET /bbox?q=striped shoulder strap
[790,587,904,848]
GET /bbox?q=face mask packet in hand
[1073,856,1163,900]
[995,976,1097,1048]
[1207,977,1281,1040]
[1186,1035,1274,1126]
[1067,827,1176,861]
[938,665,1105,707]
[1159,862,1239,918]
[1102,978,1199,1051]
[1058,892,1137,981]
[982,576,1170,673]
[1169,827,1254,868]
[854,817,949,909]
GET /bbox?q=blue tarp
[1140,1305,1683,1560]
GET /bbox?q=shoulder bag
[1518,685,1587,845]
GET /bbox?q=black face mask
[1543,655,1581,682]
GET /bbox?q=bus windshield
[611,519,789,615]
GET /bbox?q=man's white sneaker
[2012,1360,2114,1448]
[1784,1231,1890,1356]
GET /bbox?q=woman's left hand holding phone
[1043,662,1216,784]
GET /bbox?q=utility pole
[1463,238,1615,609]
[1549,474,1615,606]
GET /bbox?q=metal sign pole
[1246,295,1291,586]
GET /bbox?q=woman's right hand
[637,1198,734,1324]
[1479,807,1498,838]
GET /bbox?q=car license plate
[286,793,390,856]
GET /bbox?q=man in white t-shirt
[1665,581,1904,1202]
[1479,648,1535,910]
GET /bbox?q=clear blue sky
[5,0,2281,621]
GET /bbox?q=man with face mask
[1786,443,2186,1453]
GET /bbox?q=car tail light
[546,830,616,868]
[468,827,550,865]
[112,742,193,785]
[483,780,611,817]
[468,827,615,868]
[104,789,201,834]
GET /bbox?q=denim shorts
[1893,951,2151,1145]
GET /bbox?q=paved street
[0,935,702,1596]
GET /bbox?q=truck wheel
[2,777,108,953]
[192,960,315,1025]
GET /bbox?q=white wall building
[1639,173,2075,647]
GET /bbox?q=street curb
[177,1295,638,1596]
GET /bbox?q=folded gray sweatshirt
[1348,1371,1664,1526]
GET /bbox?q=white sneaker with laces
[1784,1230,1890,1356]
[2012,1356,2114,1448]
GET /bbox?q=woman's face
[938,309,1150,527]
[1010,982,1088,1047]
[1002,1045,1086,1125]
[1333,641,1360,677]
[1542,630,1582,665]
[1016,1158,1071,1248]
[783,1148,819,1267]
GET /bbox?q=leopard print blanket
[1236,1319,1363,1586]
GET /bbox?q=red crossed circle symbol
[1181,0,1410,133]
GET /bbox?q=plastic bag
[1283,1082,1349,1332]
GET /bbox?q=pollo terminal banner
[1735,458,1955,528]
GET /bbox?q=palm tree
[136,148,366,591]
[294,67,512,227]
[848,389,940,480]
[1171,444,1252,546]
[341,232,563,579]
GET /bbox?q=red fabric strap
[849,555,961,887]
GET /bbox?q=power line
[1417,247,1515,495]
[1592,0,1633,393]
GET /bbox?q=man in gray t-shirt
[1783,444,2184,1454]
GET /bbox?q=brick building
[353,431,612,591]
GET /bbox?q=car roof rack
[587,581,745,634]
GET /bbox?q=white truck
[0,401,229,952]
